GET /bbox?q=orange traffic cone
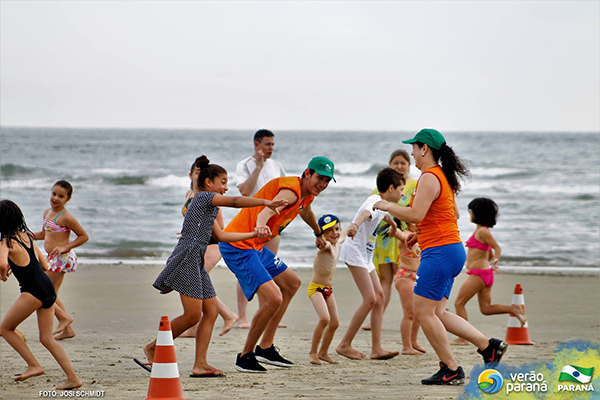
[505,284,534,345]
[146,316,187,400]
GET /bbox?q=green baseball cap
[307,156,336,182]
[402,128,446,150]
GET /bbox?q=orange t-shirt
[411,166,461,251]
[225,176,315,250]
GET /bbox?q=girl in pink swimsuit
[450,197,526,345]
[33,181,89,341]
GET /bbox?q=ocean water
[1,127,599,270]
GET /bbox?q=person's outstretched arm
[299,203,326,250]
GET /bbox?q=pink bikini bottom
[467,268,494,287]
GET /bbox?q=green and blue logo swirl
[478,369,504,393]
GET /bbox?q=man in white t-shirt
[235,129,286,328]
[236,129,286,197]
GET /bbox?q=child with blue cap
[308,214,344,365]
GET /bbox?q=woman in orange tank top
[374,129,508,386]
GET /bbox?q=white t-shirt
[339,194,386,272]
[236,156,286,196]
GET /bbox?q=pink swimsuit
[465,228,493,287]
[465,228,491,252]
[42,210,78,273]
[467,268,494,287]
[43,210,70,233]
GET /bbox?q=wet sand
[1,264,598,399]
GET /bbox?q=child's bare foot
[370,350,399,360]
[318,354,338,364]
[335,345,366,360]
[402,348,423,355]
[53,315,74,335]
[219,314,239,336]
[180,325,196,338]
[54,326,76,341]
[360,324,371,331]
[236,318,251,329]
[413,343,426,353]
[513,305,527,327]
[278,323,287,328]
[14,366,44,382]
[143,343,155,363]
[56,377,82,390]
[450,338,470,345]
[309,353,321,365]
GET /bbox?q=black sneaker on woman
[235,352,267,373]
[255,345,293,368]
[477,338,508,365]
[421,362,465,385]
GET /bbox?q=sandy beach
[1,264,598,400]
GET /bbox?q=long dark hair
[418,141,470,194]
[0,200,33,249]
[196,155,227,190]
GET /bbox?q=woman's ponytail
[432,143,470,194]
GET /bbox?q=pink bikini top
[43,210,70,233]
[465,228,491,252]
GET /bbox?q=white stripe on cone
[507,316,529,328]
[511,294,525,305]
[150,362,180,379]
[156,330,174,346]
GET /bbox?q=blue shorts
[414,242,465,301]
[218,242,288,301]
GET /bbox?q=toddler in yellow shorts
[308,214,345,365]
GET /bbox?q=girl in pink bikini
[450,197,526,345]
[33,181,89,340]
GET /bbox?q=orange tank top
[411,166,461,250]
[225,176,315,250]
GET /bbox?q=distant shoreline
[77,259,600,276]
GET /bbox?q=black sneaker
[254,345,293,368]
[421,362,465,385]
[235,352,267,373]
[478,338,508,365]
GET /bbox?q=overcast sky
[1,1,598,132]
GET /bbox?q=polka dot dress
[153,191,219,300]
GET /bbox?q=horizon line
[1,124,598,135]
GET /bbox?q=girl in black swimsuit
[0,200,82,390]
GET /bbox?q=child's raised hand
[373,200,390,212]
[315,235,327,250]
[347,223,359,238]
[405,232,418,249]
[265,198,288,213]
[388,223,397,238]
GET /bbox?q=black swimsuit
[8,236,56,309]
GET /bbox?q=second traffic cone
[505,284,534,345]
[146,316,186,400]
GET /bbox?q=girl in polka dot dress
[141,155,287,377]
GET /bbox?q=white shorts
[339,242,376,273]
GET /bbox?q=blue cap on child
[318,214,340,232]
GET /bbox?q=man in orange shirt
[219,157,335,373]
